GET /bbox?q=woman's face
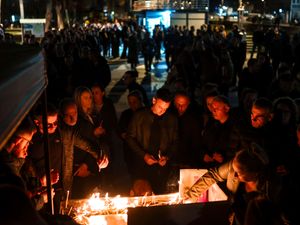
[232,157,258,183]
[80,91,93,112]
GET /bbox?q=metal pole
[19,0,25,44]
[41,91,54,215]
[0,0,2,24]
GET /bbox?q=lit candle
[65,190,70,209]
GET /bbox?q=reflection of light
[279,8,283,13]
[88,216,107,225]
[111,195,128,211]
[11,15,16,22]
[161,10,171,27]
[88,193,106,211]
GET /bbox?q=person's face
[80,91,93,111]
[232,157,257,183]
[275,103,292,126]
[63,104,78,126]
[12,132,35,158]
[211,101,229,122]
[206,96,215,113]
[128,95,142,112]
[122,73,134,86]
[35,114,58,134]
[251,106,271,128]
[174,95,190,116]
[152,98,170,117]
[91,86,104,105]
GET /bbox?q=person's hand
[158,156,168,166]
[212,152,224,163]
[40,170,59,186]
[74,163,91,177]
[98,155,109,169]
[144,153,158,165]
[203,154,213,163]
[94,126,106,137]
[41,188,55,203]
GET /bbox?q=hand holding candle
[97,155,109,171]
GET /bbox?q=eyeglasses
[47,120,58,128]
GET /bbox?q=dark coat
[28,125,100,194]
[126,108,178,161]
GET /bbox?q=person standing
[141,31,155,73]
[122,70,150,107]
[126,88,178,194]
[28,103,108,213]
[170,91,202,168]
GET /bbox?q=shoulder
[131,108,152,121]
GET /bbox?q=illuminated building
[132,0,209,32]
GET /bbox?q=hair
[73,86,94,115]
[212,95,230,107]
[128,90,143,103]
[33,102,58,119]
[59,98,76,114]
[155,88,173,102]
[13,116,36,138]
[252,98,273,114]
[174,90,190,99]
[91,82,105,92]
[235,143,269,175]
[130,179,153,196]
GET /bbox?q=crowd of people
[1,20,300,225]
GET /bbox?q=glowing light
[71,192,183,225]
